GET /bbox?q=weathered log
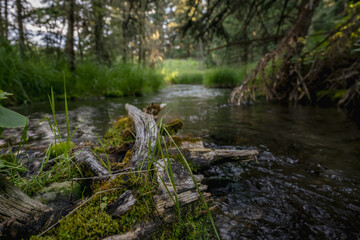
[73,147,109,176]
[125,104,158,170]
[0,175,54,239]
[103,221,161,240]
[106,190,136,217]
[182,148,259,169]
[153,158,210,220]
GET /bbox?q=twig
[71,168,156,181]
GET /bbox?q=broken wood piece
[73,147,109,176]
[184,148,259,169]
[103,221,161,240]
[125,104,158,170]
[106,190,136,217]
[153,158,209,219]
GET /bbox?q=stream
[2,85,360,239]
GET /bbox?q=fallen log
[0,175,54,239]
[125,104,158,170]
[73,147,109,176]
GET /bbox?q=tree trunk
[65,0,75,71]
[4,0,7,38]
[93,0,108,63]
[0,175,53,239]
[15,0,25,58]
[0,0,3,39]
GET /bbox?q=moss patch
[152,202,216,240]
[34,174,156,240]
[161,119,184,136]
[104,117,135,147]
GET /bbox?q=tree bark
[15,0,25,58]
[65,0,75,71]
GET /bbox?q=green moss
[152,202,216,240]
[50,142,75,157]
[104,117,135,147]
[36,174,156,240]
[57,204,119,240]
[162,119,184,136]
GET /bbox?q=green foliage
[204,67,240,88]
[0,43,165,104]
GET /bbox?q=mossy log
[0,175,54,239]
[125,104,158,170]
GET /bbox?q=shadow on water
[2,85,360,239]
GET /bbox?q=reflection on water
[3,85,360,239]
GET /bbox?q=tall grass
[204,63,257,88]
[0,42,165,105]
[204,67,240,88]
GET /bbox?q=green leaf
[100,202,107,210]
[0,106,28,128]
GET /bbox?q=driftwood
[183,148,259,169]
[73,147,109,176]
[125,104,158,170]
[106,190,136,217]
[0,175,54,239]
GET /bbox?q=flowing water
[3,85,360,239]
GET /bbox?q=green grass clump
[204,67,240,88]
[50,142,75,157]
